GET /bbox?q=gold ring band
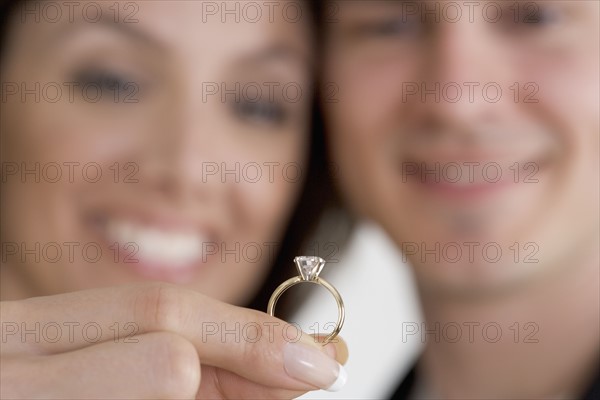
[267,256,345,345]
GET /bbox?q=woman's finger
[1,331,200,400]
[4,283,347,392]
[312,334,349,365]
[198,366,308,400]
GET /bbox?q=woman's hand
[0,282,348,399]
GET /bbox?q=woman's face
[1,0,313,305]
[323,1,599,294]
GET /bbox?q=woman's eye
[354,16,423,39]
[71,68,140,102]
[525,6,561,25]
[232,100,287,125]
[504,3,562,27]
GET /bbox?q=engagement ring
[267,256,345,345]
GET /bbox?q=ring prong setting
[294,256,326,281]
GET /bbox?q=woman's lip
[125,257,197,284]
[80,194,227,232]
[93,224,215,284]
[83,208,221,284]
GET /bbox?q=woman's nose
[136,99,232,204]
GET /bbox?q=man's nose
[414,19,514,129]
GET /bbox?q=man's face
[323,1,599,295]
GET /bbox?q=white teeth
[106,220,206,268]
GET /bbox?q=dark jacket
[390,363,600,399]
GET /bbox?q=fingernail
[283,341,347,392]
[323,342,337,360]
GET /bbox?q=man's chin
[409,259,545,300]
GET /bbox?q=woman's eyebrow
[44,15,168,53]
[237,44,315,74]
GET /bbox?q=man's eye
[232,101,287,125]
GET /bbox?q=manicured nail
[283,341,347,391]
